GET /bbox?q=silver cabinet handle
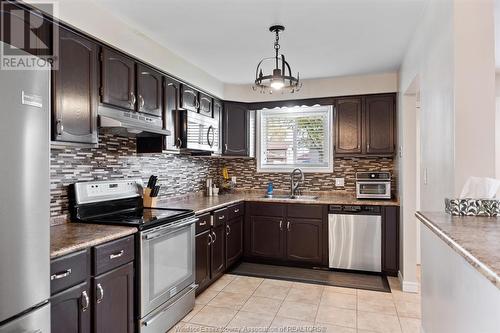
[81,290,89,312]
[212,231,217,243]
[279,220,283,231]
[226,225,231,236]
[96,283,104,304]
[218,215,225,220]
[199,221,207,226]
[109,250,124,260]
[225,143,228,152]
[51,268,72,281]
[130,92,136,107]
[56,120,64,136]
[367,143,370,151]
[208,233,213,245]
[287,221,290,231]
[234,208,240,213]
[139,94,145,110]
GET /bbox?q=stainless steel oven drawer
[139,284,196,333]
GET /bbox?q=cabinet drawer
[196,212,211,234]
[93,235,134,275]
[213,207,228,227]
[247,202,286,217]
[287,204,324,219]
[50,249,90,295]
[228,202,244,220]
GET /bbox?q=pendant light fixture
[253,25,301,94]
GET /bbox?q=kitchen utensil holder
[143,188,157,208]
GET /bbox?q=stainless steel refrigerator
[0,42,51,332]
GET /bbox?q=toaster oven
[356,172,391,199]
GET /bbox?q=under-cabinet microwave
[178,110,220,153]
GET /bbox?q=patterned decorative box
[445,198,500,217]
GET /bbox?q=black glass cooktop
[80,207,194,231]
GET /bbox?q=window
[256,105,333,173]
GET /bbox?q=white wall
[224,72,398,102]
[28,0,225,98]
[496,74,500,178]
[398,0,496,291]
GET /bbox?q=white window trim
[256,105,334,173]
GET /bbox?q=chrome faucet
[290,168,304,197]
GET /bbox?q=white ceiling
[95,0,425,84]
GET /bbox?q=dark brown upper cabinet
[180,84,199,112]
[163,76,182,151]
[223,102,249,156]
[364,95,395,155]
[335,97,362,154]
[52,27,98,144]
[136,63,162,117]
[199,92,213,117]
[334,94,396,157]
[100,48,135,111]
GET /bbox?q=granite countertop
[416,211,500,289]
[157,190,399,215]
[51,223,137,259]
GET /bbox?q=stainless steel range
[71,180,198,333]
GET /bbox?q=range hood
[98,106,171,136]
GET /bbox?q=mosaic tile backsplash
[50,134,396,225]
[221,157,396,194]
[50,133,219,225]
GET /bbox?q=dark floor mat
[230,262,391,293]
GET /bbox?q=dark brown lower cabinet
[195,230,211,291]
[382,206,400,276]
[93,262,134,333]
[226,216,243,268]
[210,224,226,281]
[247,216,285,259]
[285,218,323,264]
[51,281,91,333]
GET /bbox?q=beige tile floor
[171,269,421,333]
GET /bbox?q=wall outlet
[335,178,345,187]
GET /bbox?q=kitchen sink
[263,194,319,200]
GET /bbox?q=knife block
[143,188,157,208]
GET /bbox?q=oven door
[356,181,391,199]
[139,217,197,317]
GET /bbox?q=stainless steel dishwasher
[328,205,382,272]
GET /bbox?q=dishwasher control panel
[328,205,381,215]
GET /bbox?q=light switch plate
[335,178,345,187]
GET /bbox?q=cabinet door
[210,224,226,280]
[226,216,243,268]
[52,27,98,144]
[137,63,162,117]
[382,206,399,276]
[247,216,285,259]
[180,85,199,112]
[364,95,395,155]
[100,48,135,111]
[195,230,211,292]
[164,76,181,151]
[285,218,323,264]
[51,281,91,333]
[223,102,248,156]
[335,97,362,154]
[199,93,213,117]
[93,262,134,333]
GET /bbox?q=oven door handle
[143,217,198,240]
